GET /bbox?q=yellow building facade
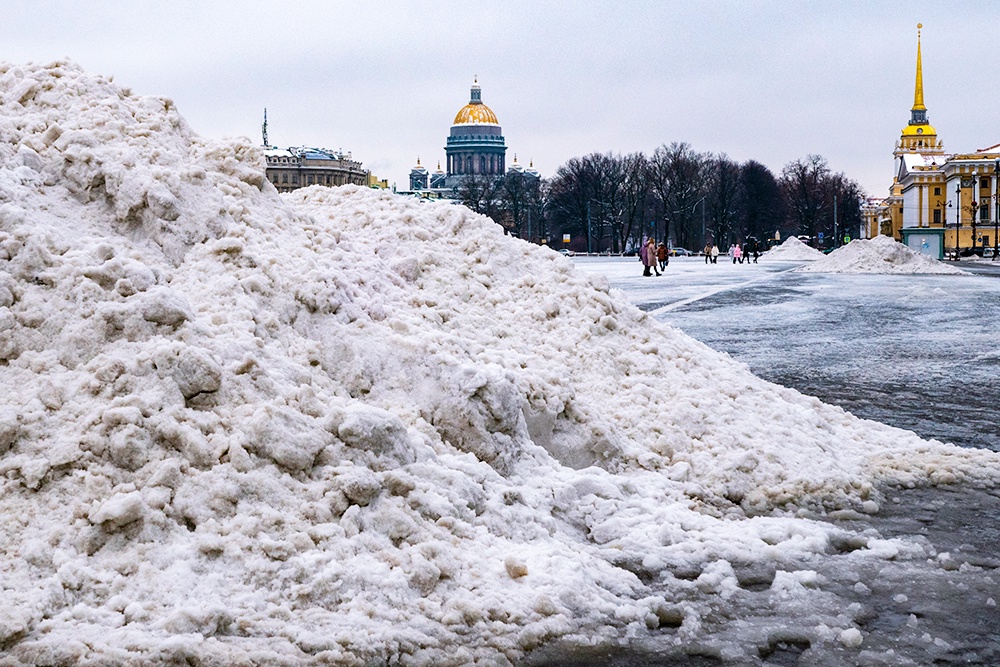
[867,25,1000,258]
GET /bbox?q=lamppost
[971,200,980,255]
[954,183,962,260]
[994,159,1000,261]
[971,170,979,255]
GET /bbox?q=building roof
[264,146,355,161]
[453,79,500,126]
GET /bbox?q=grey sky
[5,1,998,196]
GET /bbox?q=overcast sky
[6,1,1000,196]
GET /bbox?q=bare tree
[546,156,597,251]
[649,142,707,250]
[780,155,831,242]
[617,152,651,253]
[738,160,784,247]
[455,173,503,222]
[705,154,740,247]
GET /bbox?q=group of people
[640,238,760,276]
[702,242,720,264]
[639,238,668,276]
[728,241,760,264]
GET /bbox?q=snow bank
[796,235,968,275]
[762,235,825,261]
[1,61,998,665]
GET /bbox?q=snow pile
[761,235,825,260]
[796,235,968,275]
[1,62,998,665]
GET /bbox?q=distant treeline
[455,142,865,252]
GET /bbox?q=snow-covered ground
[2,62,999,666]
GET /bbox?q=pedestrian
[733,243,742,264]
[711,244,719,264]
[639,239,650,276]
[645,238,661,276]
[656,243,668,272]
[752,244,760,264]
[704,242,712,264]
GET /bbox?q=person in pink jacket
[732,243,743,264]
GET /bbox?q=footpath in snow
[1,61,998,666]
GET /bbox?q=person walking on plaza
[640,238,660,276]
[711,244,719,264]
[646,238,661,276]
[656,242,668,272]
[704,242,712,264]
[733,243,742,264]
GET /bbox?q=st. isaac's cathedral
[408,79,538,193]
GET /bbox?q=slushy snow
[1,61,998,665]
[762,235,825,261]
[796,235,968,275]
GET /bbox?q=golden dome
[901,123,937,137]
[453,103,499,125]
[452,79,499,125]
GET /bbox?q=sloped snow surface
[1,62,998,665]
[762,235,825,261]
[796,235,968,275]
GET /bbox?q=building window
[282,174,288,184]
[934,187,941,196]
[933,209,941,224]
[981,178,990,190]
[307,175,314,185]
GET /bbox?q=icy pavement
[561,255,1000,666]
[573,255,1000,452]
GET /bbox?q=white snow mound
[762,235,825,260]
[796,235,969,275]
[1,62,997,665]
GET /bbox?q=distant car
[669,248,695,256]
[558,249,575,257]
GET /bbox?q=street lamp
[971,200,980,254]
[971,170,979,255]
[954,183,962,260]
[994,159,999,261]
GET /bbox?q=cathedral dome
[452,80,499,125]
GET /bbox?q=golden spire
[913,23,925,112]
